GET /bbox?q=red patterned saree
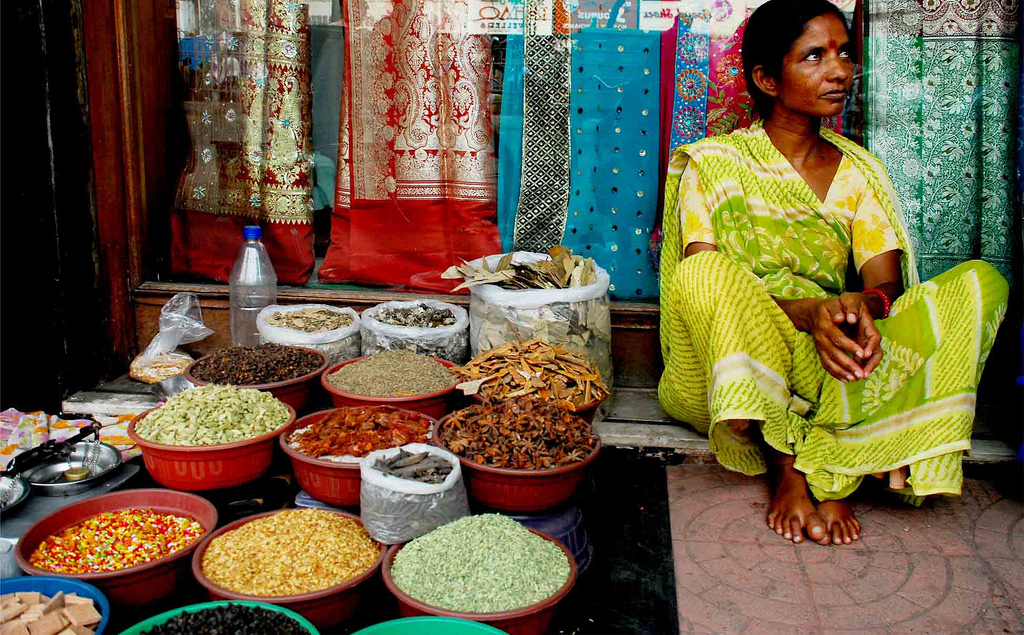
[318,0,501,291]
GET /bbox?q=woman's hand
[809,293,882,382]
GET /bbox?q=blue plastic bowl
[0,576,110,634]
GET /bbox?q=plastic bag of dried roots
[129,292,214,384]
[359,443,470,544]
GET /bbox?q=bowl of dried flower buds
[433,398,600,512]
[186,344,328,414]
[280,406,436,506]
[320,351,460,419]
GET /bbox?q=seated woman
[658,0,1009,546]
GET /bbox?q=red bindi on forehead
[827,39,838,50]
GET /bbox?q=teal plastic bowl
[353,617,506,635]
[119,600,319,634]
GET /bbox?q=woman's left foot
[816,500,861,545]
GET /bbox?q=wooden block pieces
[40,595,63,617]
[59,607,99,629]
[26,613,65,635]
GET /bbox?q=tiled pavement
[667,464,1024,633]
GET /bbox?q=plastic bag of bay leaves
[459,252,613,390]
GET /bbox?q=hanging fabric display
[172,0,316,285]
[497,36,526,254]
[563,27,662,299]
[319,0,502,291]
[705,0,751,136]
[670,11,711,153]
[513,0,574,252]
[1018,2,1024,204]
[865,0,1020,284]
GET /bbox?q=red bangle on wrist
[861,288,892,318]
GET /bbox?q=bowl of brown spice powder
[321,351,460,419]
[186,344,328,414]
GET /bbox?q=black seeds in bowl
[142,604,310,634]
[190,344,322,385]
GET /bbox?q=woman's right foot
[766,465,829,545]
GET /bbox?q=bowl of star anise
[433,397,600,512]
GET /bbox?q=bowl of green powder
[321,351,460,419]
[382,514,577,635]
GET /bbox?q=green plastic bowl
[353,617,506,635]
[119,600,319,634]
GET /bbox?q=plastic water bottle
[230,225,277,346]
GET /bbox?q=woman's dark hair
[742,0,852,120]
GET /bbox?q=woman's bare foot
[766,459,828,545]
[817,500,861,545]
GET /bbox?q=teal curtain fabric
[864,0,1021,285]
[497,35,525,254]
[563,28,662,299]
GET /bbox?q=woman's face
[771,14,854,119]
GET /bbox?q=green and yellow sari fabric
[659,123,1009,501]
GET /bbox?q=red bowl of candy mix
[14,489,218,607]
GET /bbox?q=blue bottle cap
[243,225,261,240]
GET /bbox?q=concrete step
[599,388,1017,465]
[63,383,1018,465]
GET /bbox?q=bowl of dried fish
[280,406,436,507]
[186,344,328,414]
[454,340,610,424]
[321,352,460,419]
[434,398,600,512]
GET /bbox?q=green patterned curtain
[864,0,1021,285]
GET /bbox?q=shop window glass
[171,0,1021,297]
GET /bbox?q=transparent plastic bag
[359,443,470,544]
[257,304,361,366]
[129,293,214,384]
[360,300,470,363]
[468,252,613,386]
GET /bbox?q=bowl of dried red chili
[280,406,436,506]
[434,399,601,512]
[14,489,218,607]
[320,353,460,419]
[186,344,329,414]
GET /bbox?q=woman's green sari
[659,124,1008,501]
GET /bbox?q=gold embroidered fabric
[175,0,314,225]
